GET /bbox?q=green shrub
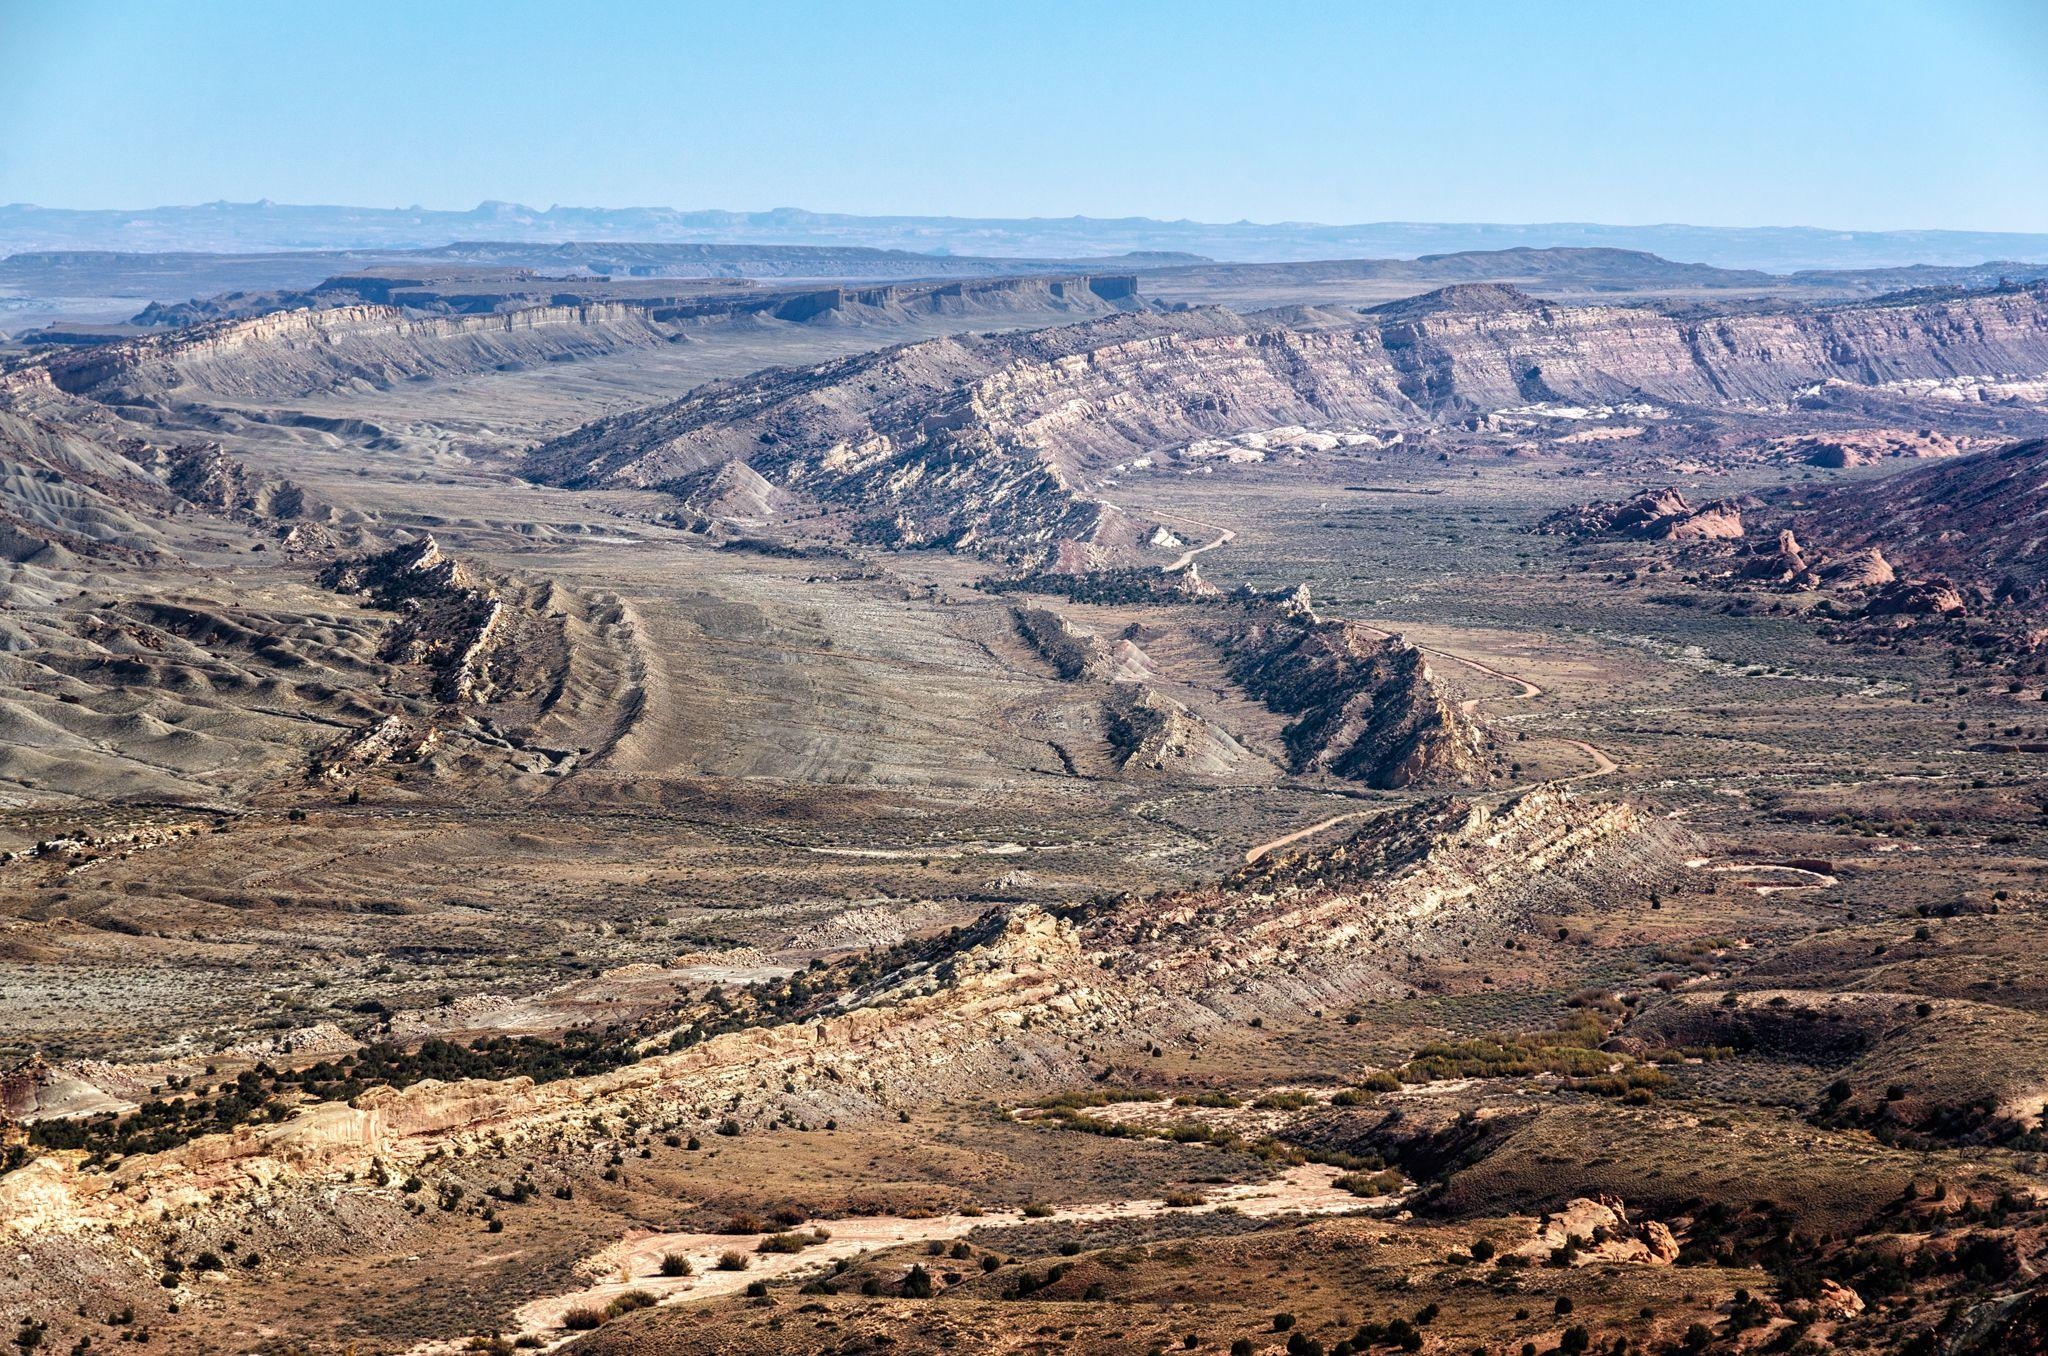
[1252,1090,1312,1111]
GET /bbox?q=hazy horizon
[5,0,2046,234]
[11,198,2048,237]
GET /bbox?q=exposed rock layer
[525,282,2048,562]
[1217,596,1492,789]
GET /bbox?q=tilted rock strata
[1090,789,1692,1022]
[36,302,683,403]
[1012,605,1154,684]
[1218,597,1490,788]
[1539,487,1746,541]
[1800,436,2048,609]
[525,283,2048,563]
[317,536,568,705]
[0,788,1687,1256]
[1101,682,1247,777]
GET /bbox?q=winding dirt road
[1242,631,1617,864]
[1164,524,1235,573]
[1243,809,1375,865]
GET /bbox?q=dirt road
[1242,633,1616,864]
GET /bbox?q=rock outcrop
[1218,594,1491,788]
[157,442,307,522]
[1089,788,1694,1020]
[1863,576,1968,618]
[672,458,793,526]
[1102,683,1247,777]
[318,536,572,707]
[1013,606,1154,684]
[1736,529,1816,586]
[1800,437,2048,610]
[1816,546,1895,589]
[1514,1196,1681,1266]
[1540,487,1745,541]
[1764,427,1968,467]
[310,713,440,779]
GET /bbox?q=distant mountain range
[4,201,2046,273]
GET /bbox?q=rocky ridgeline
[1012,605,1152,683]
[1011,604,1247,778]
[0,785,1684,1266]
[155,440,318,529]
[1091,789,1691,1025]
[1100,682,1248,778]
[315,534,599,745]
[1799,436,2048,612]
[37,302,679,402]
[524,282,2048,567]
[31,274,1143,406]
[320,536,510,703]
[1553,439,2048,650]
[1218,587,1494,789]
[1539,486,1748,542]
[670,457,793,528]
[1011,591,1479,787]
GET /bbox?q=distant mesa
[1365,282,1544,319]
[526,280,2048,572]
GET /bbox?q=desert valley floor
[3,252,2048,1355]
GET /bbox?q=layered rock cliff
[0,786,1686,1259]
[1217,594,1493,789]
[37,302,680,402]
[525,283,2048,565]
[29,272,1145,405]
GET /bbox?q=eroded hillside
[5,262,2048,1356]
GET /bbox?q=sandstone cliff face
[38,302,679,402]
[1218,598,1490,789]
[1539,487,1746,541]
[32,271,1144,407]
[525,283,2048,565]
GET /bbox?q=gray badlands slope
[0,353,649,807]
[525,282,2048,565]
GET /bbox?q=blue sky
[2,0,2044,230]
